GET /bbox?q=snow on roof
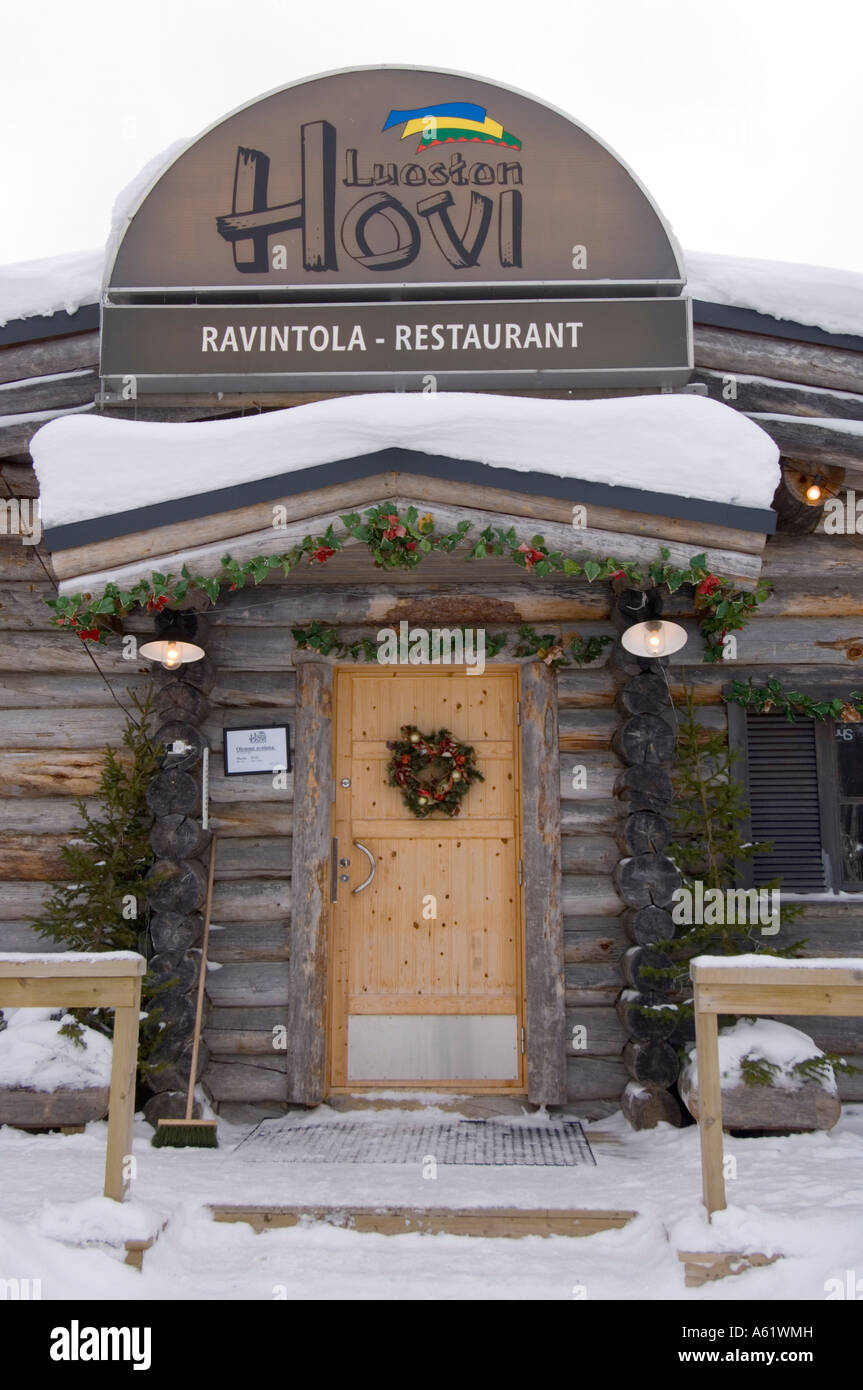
[31,390,781,532]
[0,249,102,329]
[685,250,863,340]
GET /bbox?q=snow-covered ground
[1,1103,862,1301]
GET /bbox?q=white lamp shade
[621,619,688,658]
[139,638,206,668]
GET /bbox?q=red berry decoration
[385,724,484,818]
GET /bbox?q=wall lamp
[139,610,206,670]
[621,619,688,658]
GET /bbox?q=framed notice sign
[223,724,291,776]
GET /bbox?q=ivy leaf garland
[385,725,484,817]
[45,506,769,665]
[724,677,863,723]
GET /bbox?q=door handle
[352,841,376,894]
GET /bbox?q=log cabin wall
[1,306,863,1117]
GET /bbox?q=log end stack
[611,591,685,1129]
[141,654,214,1126]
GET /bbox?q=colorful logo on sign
[383,102,522,154]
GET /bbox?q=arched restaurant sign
[101,67,692,397]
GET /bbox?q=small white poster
[223,725,290,776]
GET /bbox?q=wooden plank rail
[209,1203,637,1239]
[0,952,145,1201]
[690,955,863,1217]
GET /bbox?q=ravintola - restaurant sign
[101,67,692,397]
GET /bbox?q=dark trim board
[693,300,863,355]
[43,446,777,554]
[0,304,99,349]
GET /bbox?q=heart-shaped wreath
[385,725,484,817]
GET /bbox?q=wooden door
[329,667,524,1091]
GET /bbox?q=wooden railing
[691,955,863,1215]
[0,952,145,1201]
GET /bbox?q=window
[832,722,863,886]
[728,705,863,895]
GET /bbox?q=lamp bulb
[645,621,666,655]
[161,641,182,670]
[805,482,823,503]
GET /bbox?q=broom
[152,835,219,1148]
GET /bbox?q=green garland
[386,725,484,817]
[724,678,863,723]
[292,622,607,667]
[45,505,768,665]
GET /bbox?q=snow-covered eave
[32,390,780,544]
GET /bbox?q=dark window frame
[728,700,863,897]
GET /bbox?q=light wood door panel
[329,667,524,1090]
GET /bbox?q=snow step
[208,1204,636,1238]
[678,1249,781,1287]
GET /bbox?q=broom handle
[185,835,216,1123]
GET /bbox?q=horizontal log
[556,669,616,707]
[214,838,293,879]
[692,366,863,424]
[211,878,291,922]
[0,629,142,672]
[694,324,863,395]
[205,1005,288,1031]
[0,463,39,498]
[0,583,56,629]
[558,708,616,751]
[565,962,625,1005]
[561,875,621,918]
[0,330,99,387]
[0,752,110,796]
[0,881,50,918]
[208,802,294,838]
[208,921,290,964]
[0,798,94,831]
[565,1056,627,1101]
[560,835,618,875]
[749,414,863,473]
[559,801,623,836]
[560,753,622,802]
[203,1055,288,1102]
[204,962,291,1007]
[0,539,52,583]
[204,1027,284,1056]
[0,922,64,952]
[0,833,69,880]
[0,673,155,710]
[565,1005,628,1056]
[0,707,128,748]
[209,758,294,803]
[564,917,629,964]
[209,670,297,709]
[0,370,96,415]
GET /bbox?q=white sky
[3,0,862,272]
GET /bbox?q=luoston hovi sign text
[101,298,691,394]
[101,67,691,396]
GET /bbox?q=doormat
[234,1119,596,1166]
